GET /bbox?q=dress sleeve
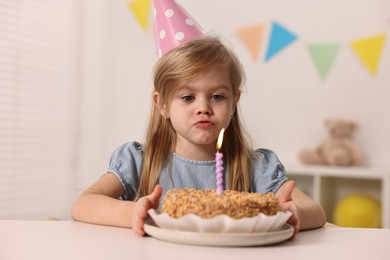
[107,141,144,200]
[251,148,288,194]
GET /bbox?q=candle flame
[216,128,225,150]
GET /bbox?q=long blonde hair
[136,36,253,199]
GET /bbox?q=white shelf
[285,164,390,228]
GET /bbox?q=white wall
[77,0,390,189]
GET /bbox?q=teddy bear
[299,118,364,166]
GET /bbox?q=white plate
[148,209,292,233]
[144,217,294,247]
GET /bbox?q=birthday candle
[216,128,225,195]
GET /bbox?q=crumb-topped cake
[161,188,279,219]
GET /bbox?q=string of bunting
[128,0,387,80]
[236,21,386,79]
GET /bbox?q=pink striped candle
[216,128,225,195]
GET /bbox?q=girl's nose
[196,98,211,115]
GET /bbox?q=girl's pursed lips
[194,121,214,127]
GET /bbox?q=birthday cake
[161,188,279,219]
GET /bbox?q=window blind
[0,0,80,219]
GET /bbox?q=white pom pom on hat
[153,0,205,57]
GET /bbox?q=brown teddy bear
[299,118,364,166]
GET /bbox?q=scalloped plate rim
[144,217,294,247]
[148,208,292,233]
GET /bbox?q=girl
[71,36,326,239]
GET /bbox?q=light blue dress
[108,142,287,206]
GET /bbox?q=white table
[0,220,389,260]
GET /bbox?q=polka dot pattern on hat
[153,0,204,57]
[165,9,174,18]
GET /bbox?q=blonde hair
[136,36,253,199]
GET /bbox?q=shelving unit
[285,164,390,228]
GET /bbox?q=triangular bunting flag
[128,0,151,31]
[236,24,266,62]
[307,43,340,80]
[350,34,386,76]
[265,21,297,62]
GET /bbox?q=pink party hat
[153,0,204,57]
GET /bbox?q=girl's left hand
[131,185,162,236]
[276,180,300,240]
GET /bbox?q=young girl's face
[165,66,239,158]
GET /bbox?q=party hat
[153,0,204,57]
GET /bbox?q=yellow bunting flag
[128,0,151,31]
[236,24,266,62]
[350,34,386,76]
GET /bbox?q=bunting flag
[128,0,151,31]
[265,21,297,62]
[350,34,386,76]
[236,24,266,62]
[307,43,341,80]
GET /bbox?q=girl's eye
[181,95,195,102]
[212,94,224,100]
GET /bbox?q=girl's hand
[131,185,162,236]
[276,180,300,240]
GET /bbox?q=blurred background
[1,0,389,226]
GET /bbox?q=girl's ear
[153,92,169,119]
[234,90,241,104]
[233,90,241,110]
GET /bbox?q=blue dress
[108,142,287,205]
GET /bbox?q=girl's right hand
[131,185,162,236]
